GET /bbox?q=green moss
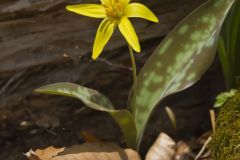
[210,91,240,160]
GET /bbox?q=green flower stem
[128,43,137,114]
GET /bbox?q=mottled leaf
[128,0,236,147]
[35,83,136,148]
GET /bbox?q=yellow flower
[66,0,158,60]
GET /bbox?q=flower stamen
[104,3,124,19]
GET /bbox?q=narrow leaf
[218,36,233,88]
[218,0,240,89]
[128,0,236,148]
[35,83,137,148]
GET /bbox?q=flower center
[103,2,124,19]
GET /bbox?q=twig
[194,136,212,160]
[97,58,131,71]
[0,70,26,96]
[165,106,177,134]
[209,109,216,132]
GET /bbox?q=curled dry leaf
[26,143,141,160]
[146,133,176,160]
[175,141,191,160]
[25,146,65,160]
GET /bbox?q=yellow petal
[66,4,106,18]
[101,0,130,6]
[93,19,116,59]
[118,17,140,52]
[125,3,159,22]
[119,0,131,6]
[100,0,111,5]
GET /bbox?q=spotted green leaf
[128,0,236,148]
[35,83,136,148]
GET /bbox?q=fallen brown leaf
[175,141,191,160]
[25,146,65,160]
[80,131,101,143]
[145,132,176,160]
[26,143,141,160]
